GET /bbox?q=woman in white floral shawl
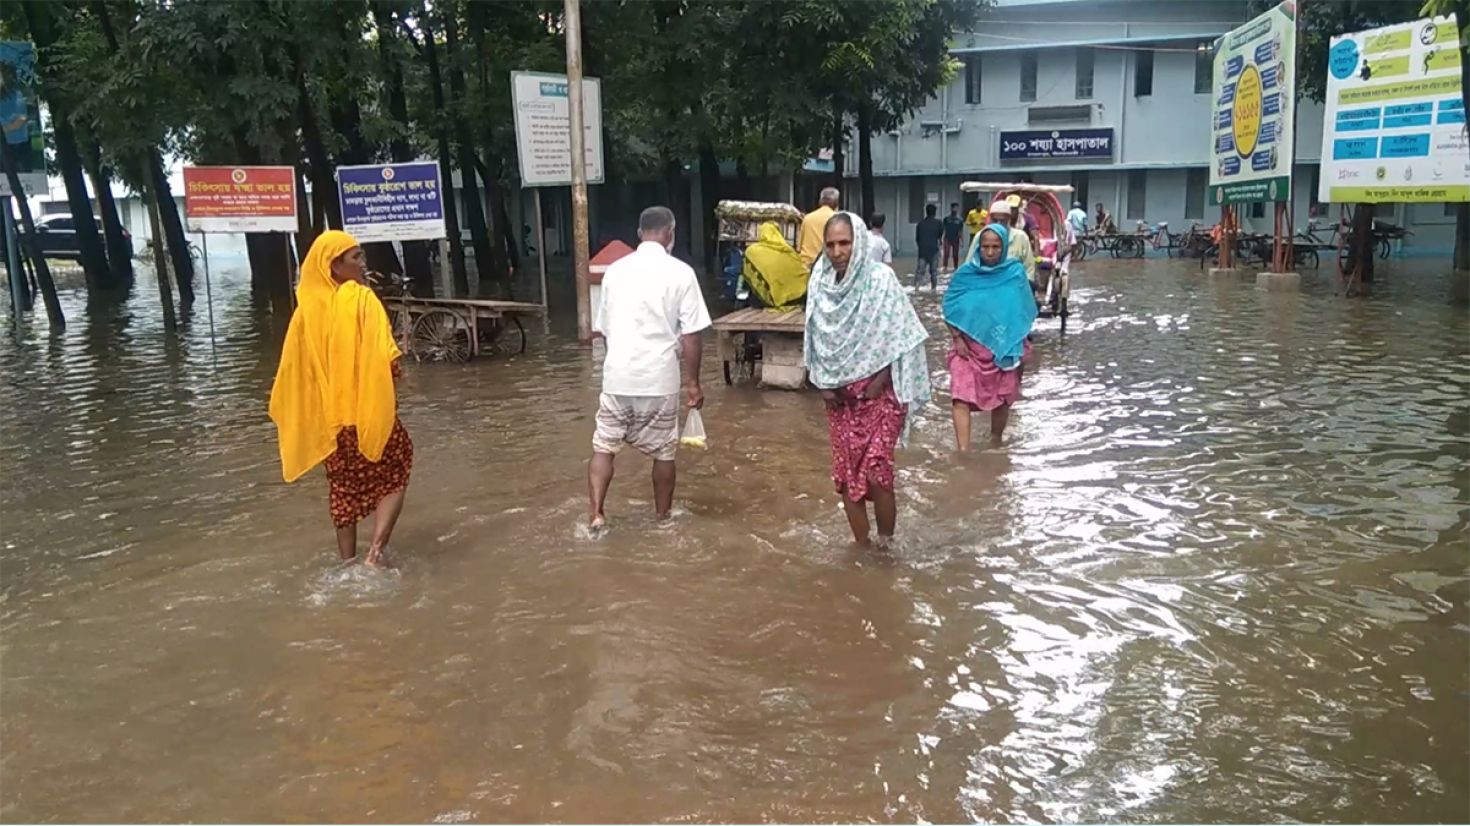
[805,212,931,546]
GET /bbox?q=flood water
[1,258,1467,823]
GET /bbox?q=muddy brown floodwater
[1,258,1467,823]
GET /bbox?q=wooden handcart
[713,307,805,387]
[381,295,545,363]
[711,200,809,389]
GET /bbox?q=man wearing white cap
[986,199,1037,289]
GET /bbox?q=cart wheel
[412,308,473,363]
[1058,296,1069,334]
[479,316,527,357]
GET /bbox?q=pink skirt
[826,377,907,502]
[948,335,1029,411]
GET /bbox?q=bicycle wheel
[1377,238,1391,259]
[1301,248,1319,269]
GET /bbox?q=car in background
[7,213,132,262]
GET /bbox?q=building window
[1135,50,1154,97]
[1250,201,1266,219]
[1194,42,1212,94]
[1070,172,1090,211]
[1185,169,1207,219]
[1127,171,1147,219]
[1076,48,1094,99]
[1021,52,1037,102]
[964,55,982,105]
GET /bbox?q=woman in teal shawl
[942,223,1037,450]
[805,212,931,546]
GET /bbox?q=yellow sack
[742,222,809,310]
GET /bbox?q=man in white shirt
[588,206,712,529]
[868,211,893,265]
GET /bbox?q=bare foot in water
[589,514,606,532]
[364,545,392,568]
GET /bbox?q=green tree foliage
[9,0,989,315]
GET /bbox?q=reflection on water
[2,259,1467,822]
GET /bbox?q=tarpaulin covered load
[741,222,809,310]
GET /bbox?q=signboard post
[336,162,446,243]
[1209,2,1297,207]
[1318,15,1468,205]
[512,68,604,332]
[183,165,299,349]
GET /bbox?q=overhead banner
[183,166,297,233]
[338,162,445,242]
[511,70,605,187]
[1209,1,1297,205]
[1318,15,1469,203]
[999,128,1114,161]
[0,41,45,197]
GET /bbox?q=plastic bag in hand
[680,409,707,449]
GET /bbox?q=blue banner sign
[998,128,1114,160]
[337,162,446,243]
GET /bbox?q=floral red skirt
[324,419,413,528]
[826,377,907,502]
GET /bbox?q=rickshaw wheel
[388,307,414,354]
[412,308,473,363]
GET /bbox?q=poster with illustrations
[1209,2,1296,206]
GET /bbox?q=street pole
[564,0,592,341]
[534,187,549,319]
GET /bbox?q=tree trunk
[697,136,720,272]
[83,141,133,290]
[2,141,63,331]
[141,173,177,332]
[1456,203,1470,272]
[51,115,116,292]
[1346,204,1376,289]
[443,12,497,296]
[419,7,468,296]
[294,164,317,262]
[831,110,845,193]
[246,233,293,319]
[857,104,875,221]
[150,156,195,305]
[375,3,434,295]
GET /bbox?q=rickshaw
[959,181,1075,332]
[710,200,809,387]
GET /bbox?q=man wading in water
[587,206,711,530]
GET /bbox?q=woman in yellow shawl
[269,230,412,567]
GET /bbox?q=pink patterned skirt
[948,335,1029,412]
[826,377,907,502]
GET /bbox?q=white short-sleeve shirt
[869,232,893,264]
[594,242,713,396]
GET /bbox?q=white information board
[1318,15,1469,203]
[511,71,604,188]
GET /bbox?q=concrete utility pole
[565,0,592,341]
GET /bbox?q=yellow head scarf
[268,230,402,482]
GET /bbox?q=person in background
[986,200,1037,291]
[941,203,965,271]
[868,212,893,264]
[588,206,711,531]
[943,223,1037,450]
[965,202,987,248]
[797,187,840,270]
[269,230,411,568]
[1067,201,1089,238]
[914,203,943,290]
[804,212,931,547]
[1095,202,1116,234]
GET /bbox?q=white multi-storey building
[865,0,1457,256]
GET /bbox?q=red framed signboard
[183,166,297,233]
